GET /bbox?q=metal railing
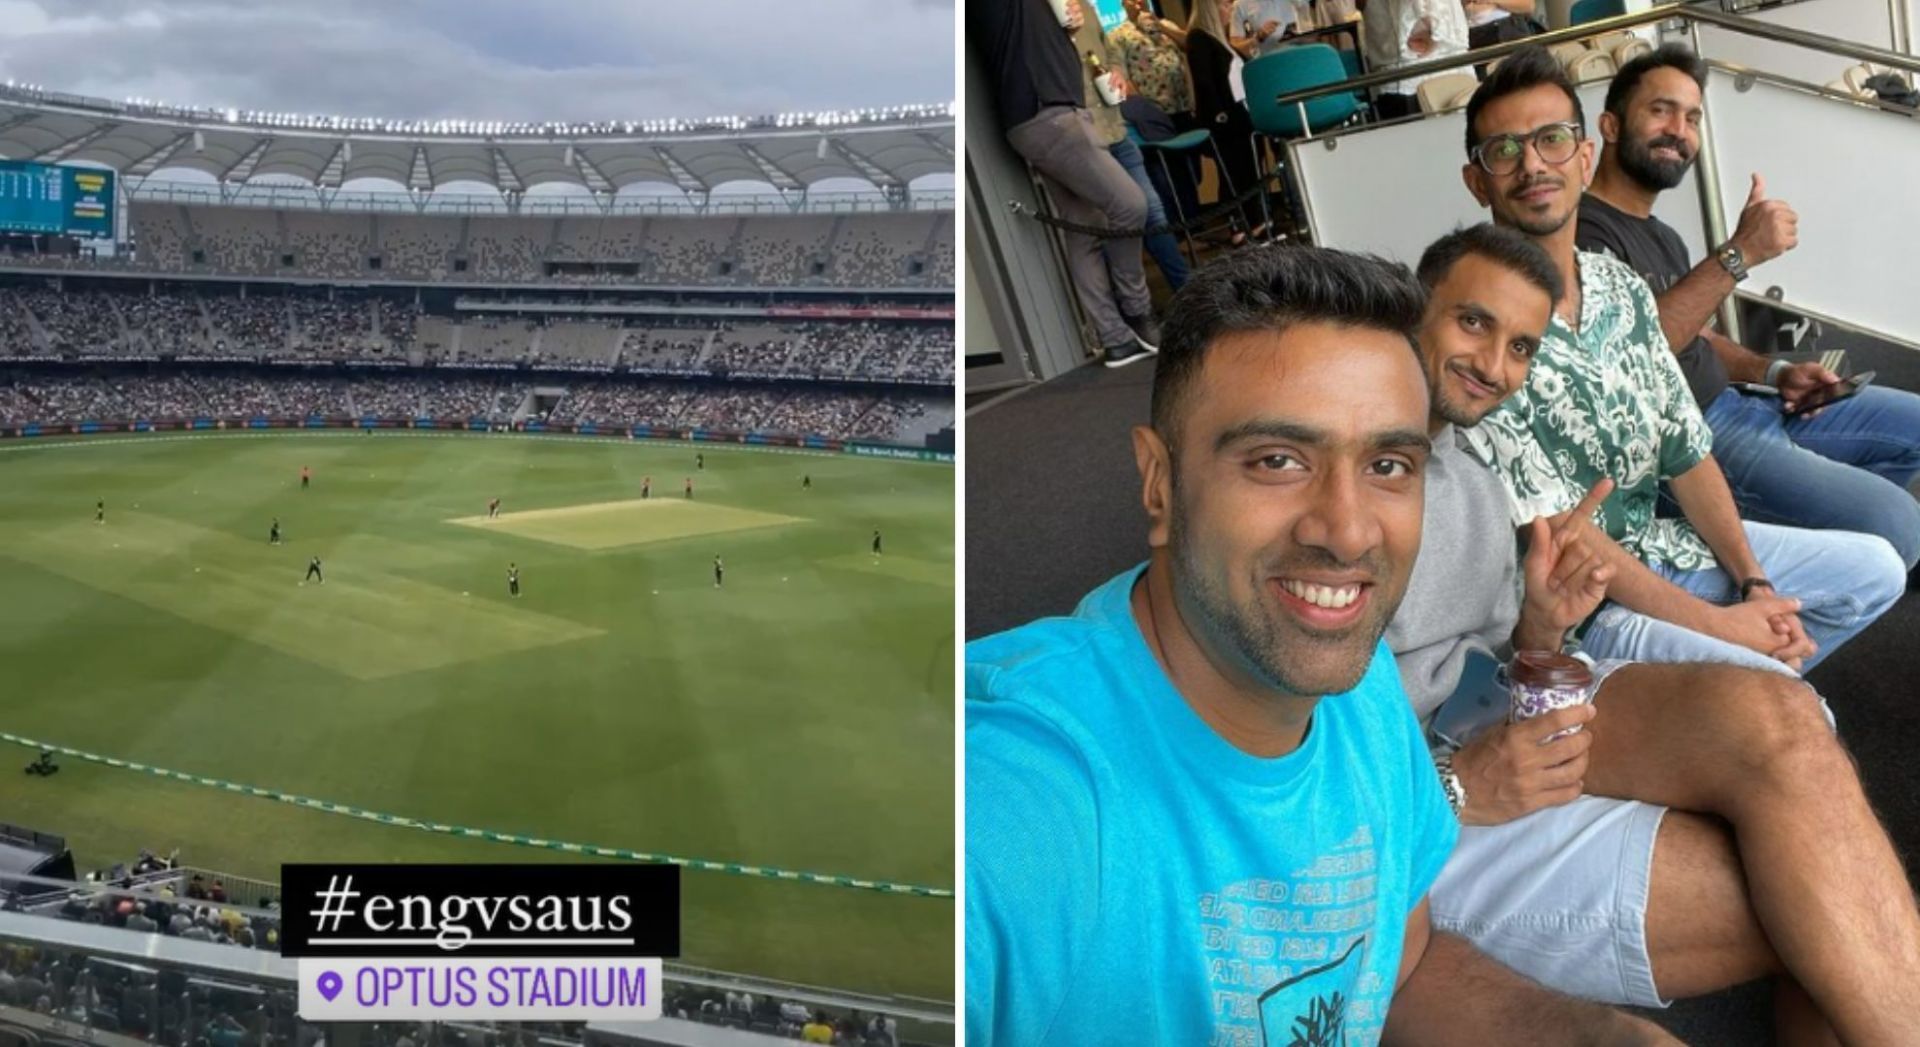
[123,180,957,217]
[1273,2,1920,110]
[0,891,956,1035]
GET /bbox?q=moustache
[1451,360,1505,396]
[1267,548,1383,585]
[1508,175,1563,199]
[1646,136,1693,159]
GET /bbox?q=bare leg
[1582,663,1920,1045]
[1640,809,1838,1044]
[1639,810,1774,997]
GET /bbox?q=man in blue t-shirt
[966,247,1675,1046]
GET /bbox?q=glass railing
[122,181,956,217]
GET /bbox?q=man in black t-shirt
[970,0,1160,368]
[1577,45,1920,570]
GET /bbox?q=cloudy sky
[0,0,956,122]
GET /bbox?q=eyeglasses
[1470,122,1584,176]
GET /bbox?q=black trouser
[1374,92,1420,120]
[306,565,322,581]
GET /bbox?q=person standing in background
[971,0,1163,368]
[1075,3,1192,291]
[1185,0,1269,242]
[1233,0,1297,55]
[1466,0,1545,52]
[1357,0,1470,117]
[1112,0,1206,238]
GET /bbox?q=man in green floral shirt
[1456,46,1904,676]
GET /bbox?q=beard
[1431,360,1505,429]
[1498,174,1577,237]
[1617,132,1693,191]
[1167,482,1392,700]
[1433,386,1490,429]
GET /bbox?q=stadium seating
[0,369,952,443]
[125,205,953,289]
[0,285,950,383]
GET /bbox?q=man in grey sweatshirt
[1389,224,1920,1043]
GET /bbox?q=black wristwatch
[1740,577,1774,600]
[1716,241,1750,283]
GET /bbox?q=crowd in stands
[0,370,947,443]
[25,288,124,354]
[663,987,900,1045]
[704,322,954,381]
[0,286,949,383]
[116,207,951,289]
[544,378,939,441]
[345,376,526,420]
[621,322,712,372]
[120,293,207,357]
[290,297,378,359]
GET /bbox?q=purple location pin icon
[317,971,343,1002]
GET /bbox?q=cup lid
[1509,650,1592,687]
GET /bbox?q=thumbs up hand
[1730,173,1798,267]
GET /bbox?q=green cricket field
[0,430,954,1000]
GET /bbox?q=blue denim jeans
[1579,520,1905,676]
[1108,138,1190,291]
[1703,385,1920,569]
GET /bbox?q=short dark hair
[1416,223,1564,305]
[1151,246,1426,441]
[1464,45,1585,157]
[1604,43,1708,120]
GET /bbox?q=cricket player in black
[802,474,812,490]
[713,556,724,588]
[95,500,104,524]
[488,497,501,519]
[696,453,704,471]
[872,529,882,556]
[508,563,521,598]
[270,518,282,545]
[305,556,323,584]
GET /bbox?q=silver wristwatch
[1434,751,1468,817]
[1715,241,1749,283]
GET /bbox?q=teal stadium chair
[1242,45,1362,236]
[1337,47,1364,84]
[1569,0,1626,26]
[1136,127,1240,264]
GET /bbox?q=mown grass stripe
[0,732,951,899]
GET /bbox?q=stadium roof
[0,84,953,194]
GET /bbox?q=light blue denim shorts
[1425,651,1669,1008]
[1424,649,1836,1007]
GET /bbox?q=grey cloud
[1,0,953,120]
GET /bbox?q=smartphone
[1786,370,1874,418]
